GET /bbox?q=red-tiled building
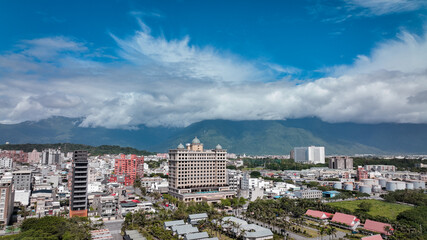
[361,234,383,240]
[114,154,144,186]
[304,209,333,221]
[330,212,360,230]
[363,219,393,235]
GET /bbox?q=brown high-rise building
[329,156,353,170]
[168,137,235,203]
[0,173,15,225]
[69,150,88,218]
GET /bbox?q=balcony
[74,180,87,184]
[73,190,86,194]
[72,204,86,209]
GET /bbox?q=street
[104,219,124,240]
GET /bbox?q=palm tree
[18,206,30,220]
[328,226,337,240]
[319,226,326,240]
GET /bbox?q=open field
[327,199,412,220]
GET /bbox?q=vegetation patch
[327,199,412,220]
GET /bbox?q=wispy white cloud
[0,23,426,128]
[347,0,427,16]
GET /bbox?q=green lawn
[327,199,412,220]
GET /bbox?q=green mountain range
[0,117,426,155]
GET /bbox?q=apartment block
[114,154,144,186]
[168,137,235,202]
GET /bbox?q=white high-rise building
[41,149,62,165]
[0,158,13,169]
[293,146,325,164]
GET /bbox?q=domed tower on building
[188,137,203,151]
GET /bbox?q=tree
[319,226,326,240]
[250,171,261,178]
[151,192,162,200]
[140,186,147,196]
[18,216,91,239]
[133,179,141,188]
[357,201,372,212]
[18,206,30,220]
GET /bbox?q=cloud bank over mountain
[0,23,427,128]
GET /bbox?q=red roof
[331,212,359,226]
[305,210,333,219]
[363,219,393,235]
[132,199,141,203]
[361,234,383,240]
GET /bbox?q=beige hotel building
[168,137,236,202]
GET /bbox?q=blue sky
[0,0,427,127]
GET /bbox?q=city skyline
[0,1,427,129]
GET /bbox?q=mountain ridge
[0,117,426,155]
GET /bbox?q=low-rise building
[91,229,114,240]
[164,220,185,230]
[188,213,208,225]
[94,195,118,220]
[365,165,396,172]
[304,210,333,222]
[294,190,322,199]
[362,219,393,235]
[171,224,199,238]
[220,216,273,240]
[330,212,360,230]
[183,232,209,240]
[361,235,383,240]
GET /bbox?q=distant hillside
[1,117,427,155]
[152,120,382,155]
[0,143,154,156]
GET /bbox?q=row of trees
[0,143,154,156]
[381,189,427,206]
[243,158,327,170]
[353,157,425,172]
